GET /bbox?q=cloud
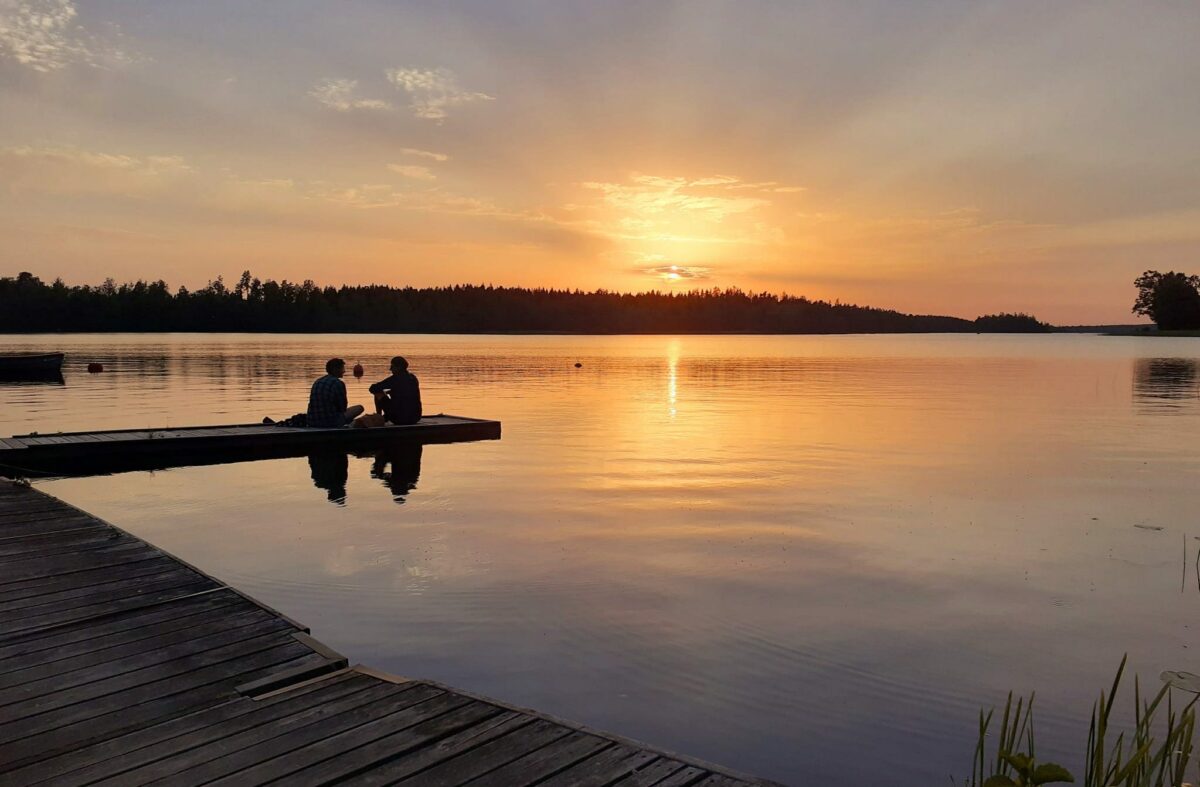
[581,175,770,223]
[688,176,741,187]
[387,164,435,181]
[0,143,576,255]
[644,264,712,282]
[309,78,392,112]
[399,147,449,162]
[0,0,134,72]
[385,67,493,120]
[2,145,190,172]
[306,182,401,209]
[0,145,192,195]
[56,224,167,244]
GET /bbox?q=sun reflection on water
[667,338,679,418]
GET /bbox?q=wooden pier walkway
[0,480,776,786]
[0,416,500,478]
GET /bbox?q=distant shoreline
[0,328,1155,337]
[1052,324,1198,337]
[0,328,1065,336]
[1099,329,1200,337]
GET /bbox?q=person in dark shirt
[307,358,365,428]
[369,356,422,425]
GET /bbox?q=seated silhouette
[368,356,422,425]
[307,357,365,428]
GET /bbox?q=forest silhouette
[0,271,1046,334]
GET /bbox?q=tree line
[0,271,1047,334]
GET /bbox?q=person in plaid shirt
[306,358,365,428]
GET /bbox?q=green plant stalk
[965,655,1198,787]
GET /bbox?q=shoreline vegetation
[962,657,1197,787]
[2,271,1055,335]
[1105,329,1200,337]
[1132,270,1200,333]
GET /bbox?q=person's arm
[335,379,347,411]
[368,375,396,395]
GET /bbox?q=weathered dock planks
[0,481,778,786]
[0,415,500,477]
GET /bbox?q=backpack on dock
[265,413,307,427]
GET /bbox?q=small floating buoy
[87,362,103,373]
[352,363,364,378]
[574,362,582,368]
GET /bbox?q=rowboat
[0,352,65,375]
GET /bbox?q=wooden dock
[0,480,777,786]
[0,416,500,477]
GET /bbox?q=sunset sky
[1,1,1198,324]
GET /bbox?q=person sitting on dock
[368,356,423,425]
[307,358,365,428]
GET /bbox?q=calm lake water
[2,333,1199,785]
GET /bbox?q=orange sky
[2,1,1199,324]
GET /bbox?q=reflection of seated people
[308,451,348,504]
[371,444,423,503]
[307,358,365,428]
[368,356,422,425]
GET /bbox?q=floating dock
[0,416,500,477]
[0,480,775,786]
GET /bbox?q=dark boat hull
[0,353,64,374]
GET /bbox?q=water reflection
[667,338,679,419]
[0,371,64,385]
[1134,358,1199,409]
[6,333,1200,786]
[371,443,422,503]
[308,450,349,504]
[308,444,423,505]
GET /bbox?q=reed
[962,656,1198,786]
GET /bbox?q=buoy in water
[87,362,103,373]
[574,362,582,368]
[352,363,364,378]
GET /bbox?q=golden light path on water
[668,338,679,419]
[0,333,1198,785]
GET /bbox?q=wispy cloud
[385,67,493,120]
[0,145,191,195]
[387,163,435,181]
[309,78,392,112]
[2,145,190,172]
[581,175,771,223]
[0,0,135,72]
[643,263,712,282]
[399,147,449,162]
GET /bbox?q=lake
[1,333,1197,785]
